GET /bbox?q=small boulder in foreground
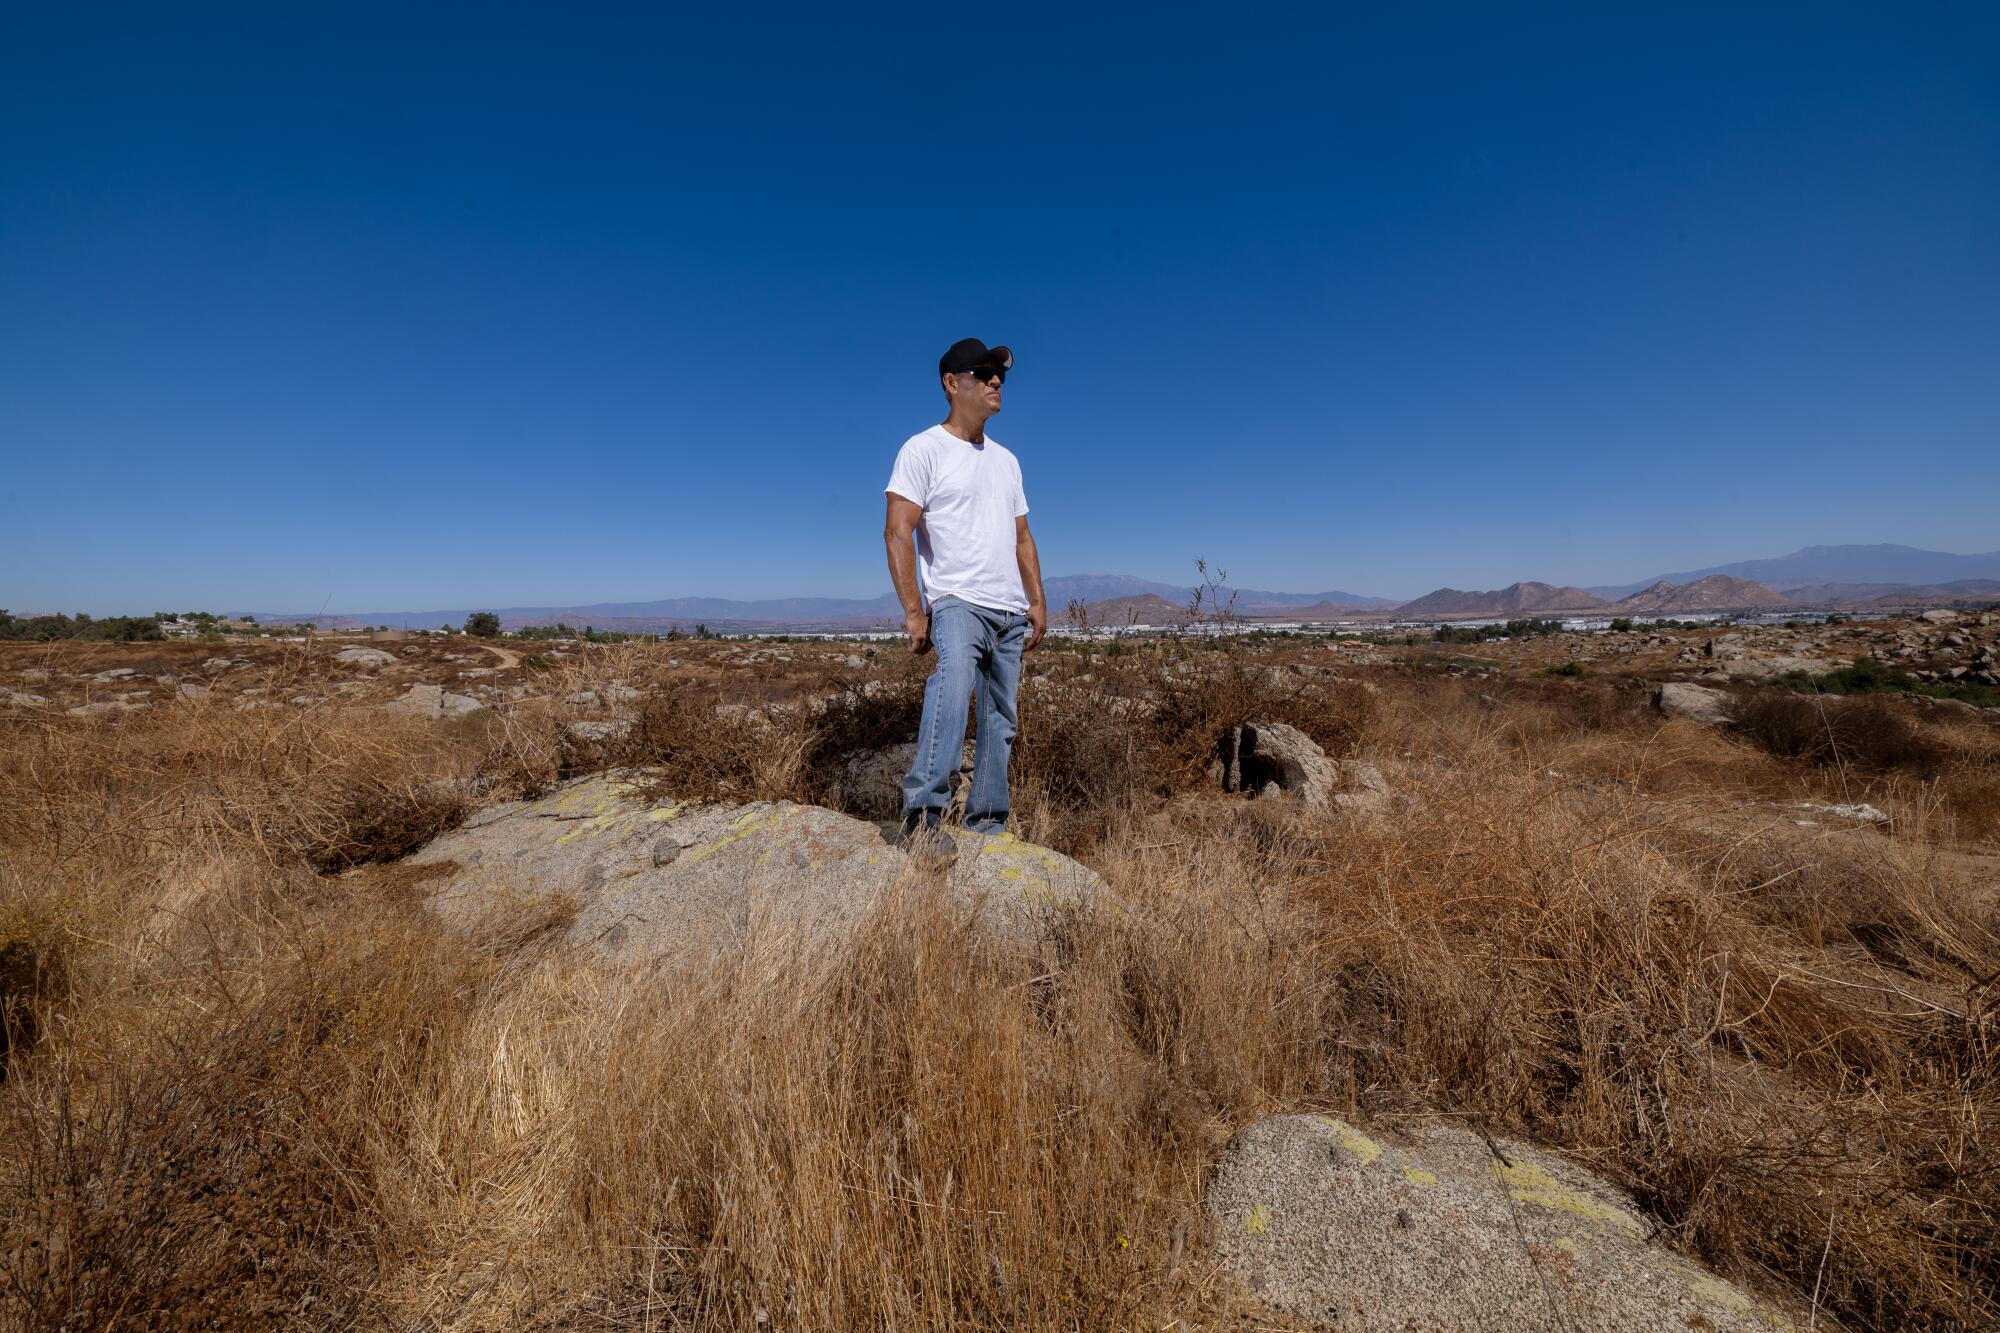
[384,683,483,719]
[1214,720,1396,813]
[1209,1114,1798,1332]
[1655,681,1733,727]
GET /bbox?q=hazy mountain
[1588,545,2000,600]
[1285,600,1385,620]
[247,574,1399,629]
[1226,588,1400,611]
[1613,576,1791,613]
[1394,582,1609,617]
[240,593,906,631]
[1043,575,1396,611]
[1042,574,1193,605]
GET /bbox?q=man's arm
[884,493,931,654]
[1015,515,1047,650]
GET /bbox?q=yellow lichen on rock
[1492,1160,1643,1237]
[1401,1167,1437,1186]
[680,807,784,866]
[555,808,635,845]
[1243,1204,1272,1235]
[1318,1117,1384,1165]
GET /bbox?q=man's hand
[904,608,932,655]
[1024,603,1046,651]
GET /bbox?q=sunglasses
[957,365,1006,385]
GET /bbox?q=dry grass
[0,638,1995,1328]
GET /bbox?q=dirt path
[484,644,522,670]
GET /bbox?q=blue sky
[3,2,1996,613]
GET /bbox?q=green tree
[465,611,502,638]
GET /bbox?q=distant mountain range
[1586,544,2000,600]
[235,573,1400,631]
[1043,575,1398,613]
[231,544,1998,630]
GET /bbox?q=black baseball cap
[939,337,1013,378]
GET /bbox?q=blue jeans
[901,594,1028,833]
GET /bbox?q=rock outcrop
[1208,1114,1797,1331]
[1654,682,1733,727]
[333,646,398,669]
[402,773,1105,964]
[1615,576,1792,613]
[1214,721,1395,813]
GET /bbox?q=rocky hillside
[1853,580,2000,608]
[1074,593,1185,626]
[1394,581,1609,617]
[1613,575,1791,613]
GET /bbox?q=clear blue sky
[4,2,1996,613]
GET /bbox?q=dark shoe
[895,809,958,868]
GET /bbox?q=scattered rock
[1208,1114,1796,1332]
[1330,759,1395,814]
[566,719,635,744]
[334,646,398,669]
[3,690,50,708]
[176,683,212,700]
[1919,609,1960,624]
[92,667,139,683]
[20,669,49,683]
[1654,682,1732,727]
[403,773,1106,962]
[1703,633,1747,661]
[1796,801,1889,824]
[66,699,148,718]
[713,702,769,729]
[565,689,601,707]
[383,683,484,720]
[1723,656,1838,681]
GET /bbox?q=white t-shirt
[885,425,1031,614]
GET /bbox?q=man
[883,337,1047,863]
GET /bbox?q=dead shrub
[794,658,928,804]
[1943,763,2000,844]
[1735,692,1949,774]
[628,680,792,792]
[1011,683,1153,850]
[301,778,471,873]
[1,964,373,1328]
[0,931,60,1076]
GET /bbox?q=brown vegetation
[0,636,1995,1329]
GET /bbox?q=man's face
[949,365,1004,414]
